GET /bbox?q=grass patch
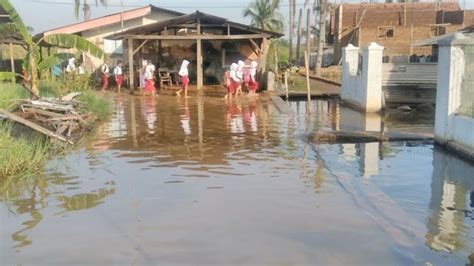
[0,83,28,110]
[0,123,49,184]
[0,77,112,185]
[78,91,112,121]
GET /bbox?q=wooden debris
[310,130,434,144]
[1,93,92,144]
[0,108,73,144]
[61,92,82,102]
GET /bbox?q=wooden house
[106,11,282,90]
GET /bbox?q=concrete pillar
[434,33,467,144]
[361,42,384,113]
[341,43,383,113]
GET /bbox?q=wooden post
[284,71,289,101]
[222,48,226,67]
[9,42,15,83]
[197,19,203,89]
[274,43,278,76]
[306,8,311,68]
[304,51,312,113]
[296,8,303,64]
[128,38,135,91]
[260,38,270,73]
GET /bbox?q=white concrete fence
[434,33,474,157]
[341,43,384,113]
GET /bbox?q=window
[378,26,395,39]
[104,39,123,54]
[430,26,447,37]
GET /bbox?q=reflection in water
[426,149,474,255]
[180,98,191,136]
[1,94,473,265]
[142,96,157,134]
[56,187,115,213]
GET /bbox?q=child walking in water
[247,61,259,97]
[225,63,241,101]
[144,61,156,96]
[177,60,190,98]
[236,60,245,96]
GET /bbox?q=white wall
[434,33,474,156]
[341,43,384,113]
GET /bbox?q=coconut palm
[243,0,284,32]
[74,0,107,21]
[0,0,104,95]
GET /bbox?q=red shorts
[227,81,240,94]
[181,75,190,87]
[116,75,124,86]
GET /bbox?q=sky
[10,0,474,35]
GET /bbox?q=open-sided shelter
[106,11,283,90]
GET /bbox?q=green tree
[0,0,104,96]
[243,0,285,32]
[75,0,107,21]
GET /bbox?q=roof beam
[126,34,270,40]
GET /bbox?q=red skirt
[181,75,190,87]
[227,81,240,94]
[144,79,156,92]
[248,79,259,92]
[102,74,109,89]
[116,75,124,86]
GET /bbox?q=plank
[0,108,73,144]
[127,33,269,40]
[60,92,82,101]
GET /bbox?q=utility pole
[315,0,328,75]
[120,0,124,31]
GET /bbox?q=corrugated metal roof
[105,11,283,40]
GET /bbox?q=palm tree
[0,0,104,95]
[243,0,284,32]
[74,0,107,21]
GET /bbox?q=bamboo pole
[9,42,15,83]
[304,51,312,113]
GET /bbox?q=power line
[26,0,318,9]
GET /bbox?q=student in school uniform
[101,62,110,91]
[114,60,124,92]
[177,60,190,98]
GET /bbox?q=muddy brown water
[1,93,474,265]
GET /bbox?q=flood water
[1,93,474,265]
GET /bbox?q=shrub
[0,123,49,182]
[78,91,112,121]
[0,83,28,110]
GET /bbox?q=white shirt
[101,64,110,74]
[114,66,123,76]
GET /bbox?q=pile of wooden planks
[0,92,89,144]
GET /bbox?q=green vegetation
[0,83,28,109]
[78,91,112,121]
[0,77,112,184]
[0,123,49,184]
[243,0,284,32]
[0,0,104,95]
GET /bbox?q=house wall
[71,10,180,72]
[332,2,465,63]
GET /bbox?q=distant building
[330,1,474,63]
[37,5,184,71]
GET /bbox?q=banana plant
[0,0,104,96]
